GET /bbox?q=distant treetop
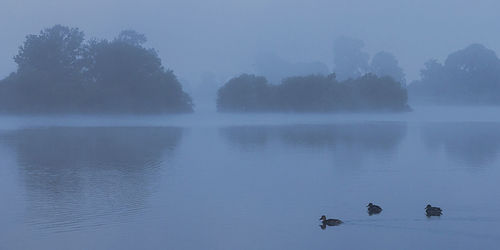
[409,43,500,104]
[333,37,370,81]
[115,30,147,46]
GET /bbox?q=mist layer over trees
[253,54,330,84]
[409,44,500,104]
[0,25,193,114]
[217,37,409,113]
[217,73,409,112]
[333,37,405,84]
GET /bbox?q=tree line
[217,73,409,112]
[4,25,497,114]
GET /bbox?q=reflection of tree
[422,123,500,167]
[220,123,407,154]
[1,126,183,231]
[219,126,270,150]
[280,123,406,152]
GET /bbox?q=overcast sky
[2,0,500,85]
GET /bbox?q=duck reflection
[319,215,343,230]
[1,126,183,231]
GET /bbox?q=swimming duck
[425,204,443,216]
[367,203,383,215]
[320,215,343,228]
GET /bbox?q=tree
[347,73,408,110]
[81,31,193,112]
[443,44,500,96]
[115,30,147,46]
[0,26,193,113]
[275,74,341,111]
[420,59,444,82]
[409,44,500,104]
[5,25,87,112]
[216,74,271,112]
[14,25,85,82]
[333,37,370,80]
[370,51,405,84]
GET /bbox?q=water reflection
[220,123,407,172]
[1,126,183,232]
[421,123,500,167]
[219,126,270,149]
[220,123,407,152]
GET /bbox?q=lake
[1,107,500,249]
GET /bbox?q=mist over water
[1,107,500,249]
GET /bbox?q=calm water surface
[1,107,500,249]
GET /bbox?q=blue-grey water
[1,107,500,250]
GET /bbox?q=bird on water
[367,203,383,215]
[425,204,443,217]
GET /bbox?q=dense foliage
[217,73,409,112]
[0,25,192,113]
[409,44,500,104]
[371,51,405,85]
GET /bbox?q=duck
[320,215,343,228]
[367,203,383,215]
[425,204,443,216]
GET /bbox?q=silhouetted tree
[0,25,86,112]
[0,25,193,113]
[217,74,271,112]
[217,73,409,112]
[420,59,444,82]
[346,73,408,110]
[14,25,85,82]
[81,34,192,112]
[333,37,370,80]
[274,74,343,111]
[370,51,405,84]
[115,30,147,46]
[409,44,500,104]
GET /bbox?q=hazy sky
[1,0,500,85]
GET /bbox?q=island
[217,73,409,112]
[0,25,193,114]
